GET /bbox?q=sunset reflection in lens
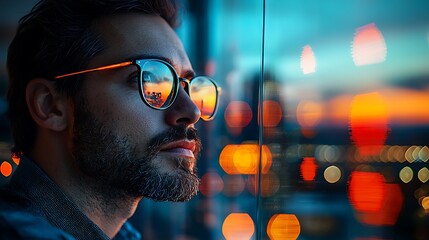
[142,61,175,108]
[190,77,217,120]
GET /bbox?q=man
[1,0,219,239]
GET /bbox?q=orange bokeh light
[328,89,429,125]
[199,171,224,197]
[222,213,255,240]
[1,161,13,177]
[301,45,316,74]
[349,92,389,156]
[300,157,318,181]
[352,23,387,66]
[296,100,323,128]
[224,101,253,128]
[357,183,403,226]
[263,100,283,127]
[219,144,272,175]
[348,171,386,212]
[267,214,301,240]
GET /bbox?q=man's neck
[32,147,140,238]
[65,178,141,238]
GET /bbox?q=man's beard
[71,100,201,202]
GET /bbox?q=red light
[199,171,224,197]
[357,183,403,226]
[224,101,253,131]
[300,157,317,181]
[348,171,386,212]
[349,92,389,156]
[262,100,283,128]
[0,161,12,177]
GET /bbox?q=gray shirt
[0,156,141,240]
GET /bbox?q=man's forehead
[91,13,192,72]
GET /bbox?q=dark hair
[7,0,179,156]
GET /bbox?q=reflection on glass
[190,77,217,120]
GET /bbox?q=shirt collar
[9,156,141,240]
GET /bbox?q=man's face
[71,14,202,201]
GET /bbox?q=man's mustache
[146,126,202,158]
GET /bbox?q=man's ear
[26,78,69,131]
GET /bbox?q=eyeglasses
[55,59,220,121]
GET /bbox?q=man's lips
[159,139,197,158]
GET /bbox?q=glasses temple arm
[54,61,133,79]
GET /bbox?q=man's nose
[164,85,201,126]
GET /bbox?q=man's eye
[127,71,139,83]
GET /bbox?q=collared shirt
[0,156,141,240]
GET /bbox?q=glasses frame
[54,58,220,121]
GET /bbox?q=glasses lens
[190,77,218,120]
[141,61,175,109]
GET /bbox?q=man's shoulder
[0,186,75,239]
[0,184,41,215]
[0,210,75,240]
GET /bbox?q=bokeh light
[296,100,323,128]
[418,168,429,183]
[267,214,301,240]
[262,100,283,127]
[199,171,224,197]
[419,146,429,162]
[356,183,403,226]
[300,44,316,74]
[222,213,255,240]
[300,157,317,181]
[348,171,386,212]
[422,197,429,211]
[0,161,12,177]
[399,167,413,183]
[224,101,253,129]
[220,145,240,174]
[405,146,418,163]
[324,166,342,184]
[349,92,389,156]
[352,23,387,66]
[219,144,273,175]
[316,145,340,163]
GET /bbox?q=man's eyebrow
[128,54,196,79]
[129,54,172,65]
